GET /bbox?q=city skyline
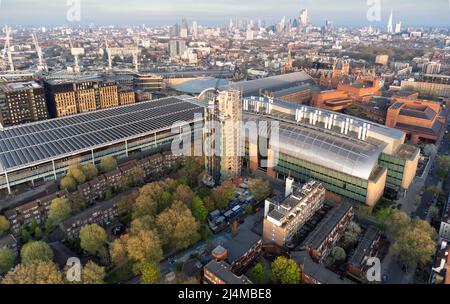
[0,0,449,27]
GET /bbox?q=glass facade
[378,153,405,188]
[274,152,368,203]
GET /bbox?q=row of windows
[279,153,368,188]
[276,166,367,203]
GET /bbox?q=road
[382,124,449,284]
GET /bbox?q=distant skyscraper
[169,39,186,58]
[395,21,402,33]
[299,9,309,27]
[192,21,198,39]
[180,18,189,38]
[387,11,394,33]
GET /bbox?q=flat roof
[223,72,315,97]
[0,96,204,174]
[223,230,261,263]
[205,260,252,284]
[0,81,42,92]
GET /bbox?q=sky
[0,0,448,27]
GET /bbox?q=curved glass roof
[246,114,385,180]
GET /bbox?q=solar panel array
[0,96,204,173]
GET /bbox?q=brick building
[312,90,353,111]
[4,190,68,235]
[302,201,354,263]
[386,97,445,144]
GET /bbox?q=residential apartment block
[263,179,326,247]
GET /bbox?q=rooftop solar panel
[0,96,204,173]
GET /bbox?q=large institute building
[241,96,419,207]
[0,72,420,208]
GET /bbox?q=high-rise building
[192,21,198,39]
[263,179,326,247]
[299,9,309,27]
[206,90,243,183]
[387,11,394,33]
[0,81,49,128]
[180,18,189,38]
[423,62,442,75]
[395,21,402,33]
[168,39,187,58]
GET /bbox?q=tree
[0,216,10,236]
[34,226,43,239]
[341,222,362,248]
[48,197,72,224]
[100,156,118,173]
[331,247,347,263]
[249,263,265,284]
[20,241,54,265]
[68,192,87,213]
[81,163,98,180]
[244,205,253,215]
[199,227,213,240]
[429,206,440,221]
[177,157,205,188]
[248,178,271,202]
[81,261,105,284]
[203,196,216,212]
[436,155,450,179]
[79,224,107,257]
[390,225,436,268]
[191,196,208,223]
[172,184,195,208]
[110,234,129,266]
[1,261,63,284]
[130,215,156,235]
[357,205,372,221]
[67,164,86,184]
[0,248,15,274]
[427,185,444,198]
[60,176,77,192]
[423,144,437,157]
[140,263,160,284]
[126,230,163,264]
[132,193,157,220]
[20,227,32,243]
[271,257,300,284]
[384,210,411,240]
[125,167,145,187]
[211,181,235,210]
[156,201,200,251]
[117,190,139,216]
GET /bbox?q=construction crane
[32,32,47,72]
[3,26,15,72]
[104,36,140,72]
[69,37,84,73]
